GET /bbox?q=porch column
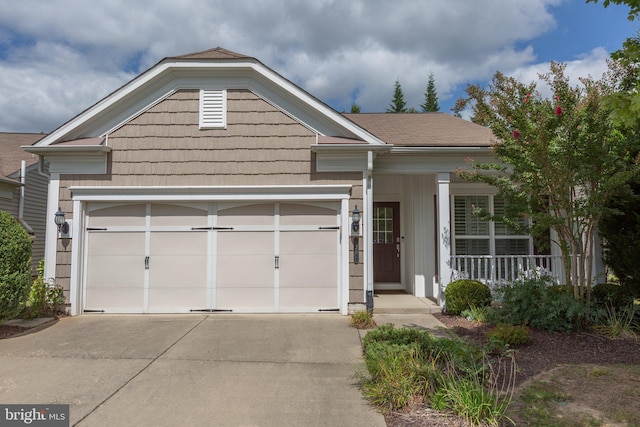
[44,173,60,282]
[437,173,452,305]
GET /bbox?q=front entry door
[373,202,401,282]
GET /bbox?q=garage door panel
[217,288,274,310]
[86,255,145,288]
[280,203,337,226]
[280,254,337,288]
[148,288,207,310]
[280,231,336,255]
[88,232,145,256]
[85,288,144,311]
[88,204,146,227]
[150,204,208,227]
[217,203,274,226]
[150,232,208,256]
[150,255,207,287]
[280,288,337,310]
[217,255,273,287]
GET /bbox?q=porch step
[372,294,442,315]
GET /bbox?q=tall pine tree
[386,79,407,113]
[421,73,440,112]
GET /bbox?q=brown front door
[373,202,401,282]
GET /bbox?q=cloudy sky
[0,0,636,133]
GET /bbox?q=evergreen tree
[350,103,361,113]
[386,79,407,113]
[421,73,440,112]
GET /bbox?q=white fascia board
[374,149,497,174]
[389,146,493,154]
[69,185,353,201]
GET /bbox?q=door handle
[396,244,400,258]
[145,256,149,270]
[275,255,279,269]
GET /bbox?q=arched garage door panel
[85,204,146,312]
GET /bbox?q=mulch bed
[0,324,28,339]
[385,313,640,426]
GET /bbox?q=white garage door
[83,201,340,313]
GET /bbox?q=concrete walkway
[0,315,385,427]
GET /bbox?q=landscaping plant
[350,310,376,329]
[0,211,32,324]
[444,279,492,315]
[490,275,587,332]
[360,324,515,425]
[22,260,65,319]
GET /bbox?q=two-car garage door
[83,202,341,313]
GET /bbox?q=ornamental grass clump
[359,324,516,424]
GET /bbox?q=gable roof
[171,47,254,61]
[32,47,384,148]
[343,113,494,147]
[0,133,44,181]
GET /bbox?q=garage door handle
[275,256,279,269]
[319,226,339,230]
[145,256,149,270]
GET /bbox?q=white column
[44,173,60,281]
[69,199,82,315]
[437,173,451,305]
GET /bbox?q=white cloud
[0,0,612,132]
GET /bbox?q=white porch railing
[450,255,565,289]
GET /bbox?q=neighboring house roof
[344,113,494,147]
[0,132,44,182]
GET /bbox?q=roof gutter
[389,146,493,154]
[18,160,35,237]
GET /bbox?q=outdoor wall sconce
[352,205,361,264]
[54,207,69,235]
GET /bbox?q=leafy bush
[445,279,492,315]
[362,323,435,353]
[0,212,32,324]
[22,260,65,319]
[592,282,635,309]
[599,175,640,298]
[490,276,587,332]
[350,310,376,329]
[487,325,531,353]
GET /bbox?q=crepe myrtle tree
[457,61,640,304]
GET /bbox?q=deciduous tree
[459,62,639,303]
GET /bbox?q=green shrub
[592,283,635,309]
[350,310,376,329]
[362,323,434,353]
[445,279,492,315]
[487,325,531,353]
[0,212,32,324]
[22,260,65,319]
[362,341,435,412]
[490,276,587,332]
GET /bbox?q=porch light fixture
[352,206,361,264]
[351,205,361,234]
[54,207,69,234]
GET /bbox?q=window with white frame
[453,195,531,257]
[199,89,227,129]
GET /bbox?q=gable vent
[199,89,227,129]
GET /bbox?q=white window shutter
[200,89,227,128]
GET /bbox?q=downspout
[18,160,35,237]
[365,150,374,312]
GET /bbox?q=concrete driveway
[0,315,385,427]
